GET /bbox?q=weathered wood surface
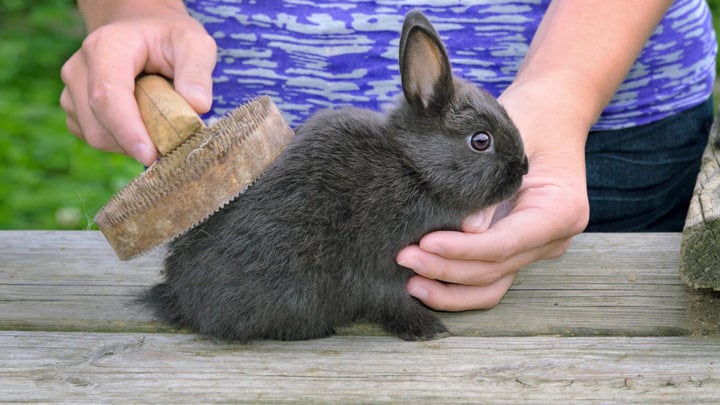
[681,120,720,290]
[1,231,720,402]
[1,332,719,403]
[2,231,719,336]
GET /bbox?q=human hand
[398,83,591,311]
[60,1,216,165]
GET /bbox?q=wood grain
[2,231,720,402]
[135,75,204,156]
[1,231,719,336]
[1,331,718,403]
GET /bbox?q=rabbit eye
[467,131,492,152]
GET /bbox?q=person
[61,0,716,311]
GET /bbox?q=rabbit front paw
[382,310,450,341]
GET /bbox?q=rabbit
[141,10,529,342]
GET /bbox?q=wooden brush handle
[134,75,206,156]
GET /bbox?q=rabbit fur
[142,10,529,342]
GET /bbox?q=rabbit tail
[139,282,187,328]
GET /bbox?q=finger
[399,245,508,286]
[419,199,582,263]
[398,238,569,286]
[64,114,85,144]
[407,273,516,311]
[61,54,125,153]
[169,29,217,113]
[461,199,520,234]
[60,87,82,139]
[460,203,498,233]
[490,199,515,226]
[82,29,157,165]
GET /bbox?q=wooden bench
[1,230,719,402]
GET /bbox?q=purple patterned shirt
[185,0,716,131]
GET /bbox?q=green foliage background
[0,0,142,230]
[1,1,720,230]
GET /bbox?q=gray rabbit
[142,10,528,342]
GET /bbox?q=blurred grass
[0,0,142,230]
[1,1,719,230]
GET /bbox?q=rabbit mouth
[520,155,529,175]
[495,178,523,204]
[492,161,527,204]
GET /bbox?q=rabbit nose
[520,155,529,175]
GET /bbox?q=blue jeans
[585,97,714,232]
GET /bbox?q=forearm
[504,0,673,146]
[78,0,188,31]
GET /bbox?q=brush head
[94,95,294,260]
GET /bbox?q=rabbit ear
[399,11,454,112]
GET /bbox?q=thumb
[169,32,217,114]
[461,199,515,233]
[461,203,498,233]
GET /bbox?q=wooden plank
[0,231,167,333]
[1,231,719,337]
[681,121,720,290]
[1,331,718,403]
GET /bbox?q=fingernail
[185,84,212,110]
[466,211,486,231]
[132,143,156,166]
[408,285,429,300]
[398,257,423,272]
